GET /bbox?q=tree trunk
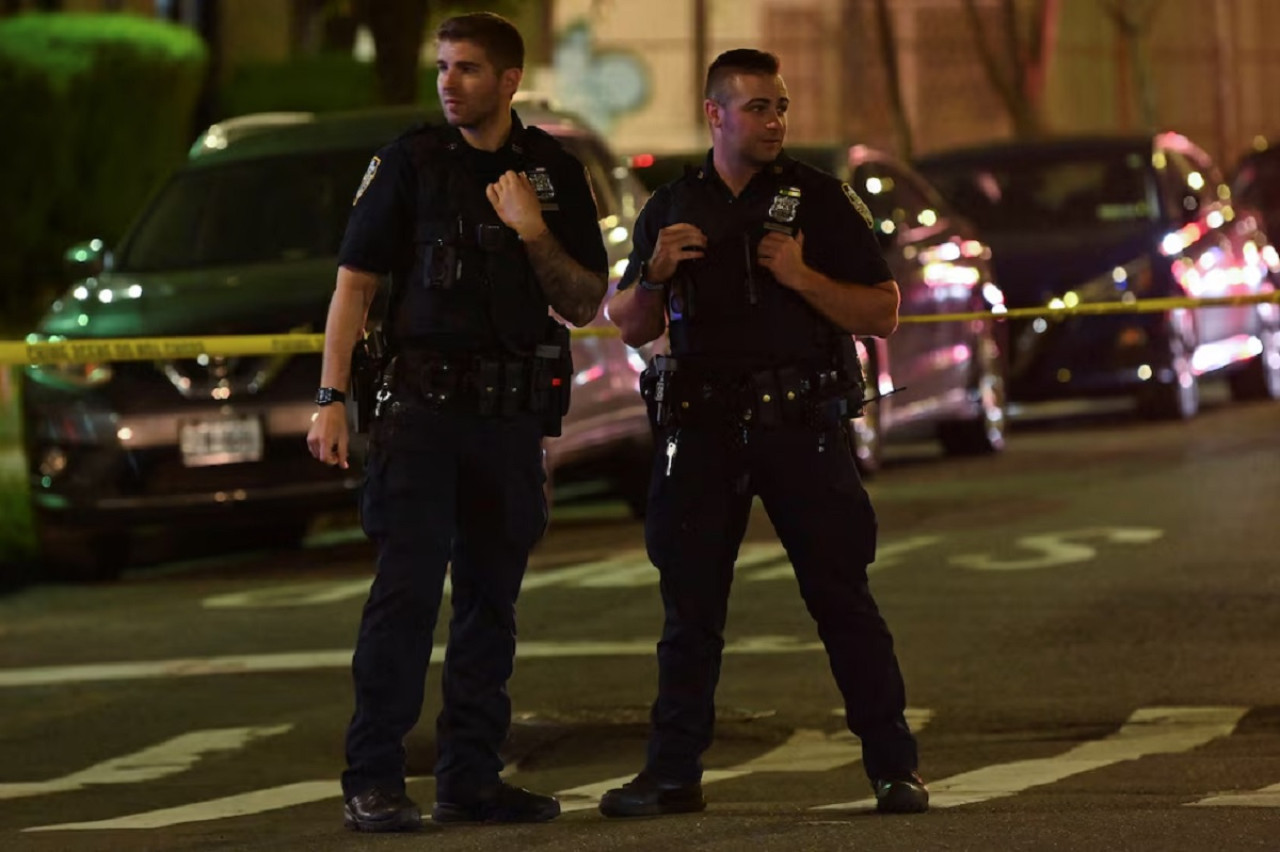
[1099,0,1164,132]
[356,0,429,105]
[873,0,914,159]
[962,0,1058,139]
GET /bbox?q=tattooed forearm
[523,230,607,326]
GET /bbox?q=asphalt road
[1,390,1278,851]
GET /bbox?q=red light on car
[551,377,563,387]
[631,153,655,168]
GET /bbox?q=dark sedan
[629,145,1009,472]
[916,133,1280,419]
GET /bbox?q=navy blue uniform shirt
[619,149,892,366]
[337,113,608,337]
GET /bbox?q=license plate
[179,415,264,467]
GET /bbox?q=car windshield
[922,150,1156,231]
[117,149,373,272]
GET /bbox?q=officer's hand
[757,229,806,288]
[648,223,707,283]
[486,170,547,241]
[306,405,350,469]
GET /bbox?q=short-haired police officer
[600,48,928,817]
[306,12,608,833]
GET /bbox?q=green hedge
[218,53,440,119]
[0,13,207,334]
[0,367,33,575]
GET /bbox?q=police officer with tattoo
[600,49,928,818]
[306,13,607,833]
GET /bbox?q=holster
[532,319,572,436]
[350,328,389,434]
[640,354,679,428]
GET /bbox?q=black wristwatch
[637,260,665,292]
[315,387,346,406]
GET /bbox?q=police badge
[765,186,801,234]
[525,166,559,210]
[353,156,380,206]
[841,182,875,230]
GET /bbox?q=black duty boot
[872,772,930,814]
[343,788,422,832]
[431,781,561,824]
[599,772,706,817]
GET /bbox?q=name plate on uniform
[179,415,264,467]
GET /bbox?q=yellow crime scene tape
[1,292,1277,366]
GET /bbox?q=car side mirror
[63,240,110,279]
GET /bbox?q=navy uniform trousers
[342,404,547,802]
[643,419,919,783]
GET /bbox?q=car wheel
[1137,313,1200,420]
[1227,320,1280,401]
[938,330,1008,456]
[35,518,128,583]
[850,340,883,477]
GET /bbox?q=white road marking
[0,726,290,802]
[198,535,954,610]
[739,536,945,582]
[557,708,935,814]
[1189,782,1280,808]
[949,527,1164,572]
[813,706,1246,811]
[26,781,340,831]
[0,636,822,689]
[27,775,435,833]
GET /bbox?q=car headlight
[25,361,114,389]
[24,335,114,389]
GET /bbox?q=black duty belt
[392,350,563,418]
[641,355,864,431]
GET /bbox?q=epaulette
[682,163,705,181]
[516,124,564,161]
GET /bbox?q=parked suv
[22,104,652,580]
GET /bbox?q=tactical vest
[662,162,839,371]
[393,122,561,355]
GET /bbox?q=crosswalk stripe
[18,706,1271,831]
[25,781,340,831]
[813,706,1247,811]
[0,636,823,689]
[557,708,935,814]
[1189,782,1280,808]
[25,775,432,833]
[0,726,290,802]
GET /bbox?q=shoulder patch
[841,182,875,230]
[353,156,380,206]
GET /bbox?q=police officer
[306,13,607,833]
[600,48,928,817]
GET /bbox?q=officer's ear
[501,67,523,100]
[704,98,723,129]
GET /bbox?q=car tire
[1227,320,1280,401]
[938,330,1008,456]
[850,341,883,477]
[35,518,128,583]
[1137,313,1200,420]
